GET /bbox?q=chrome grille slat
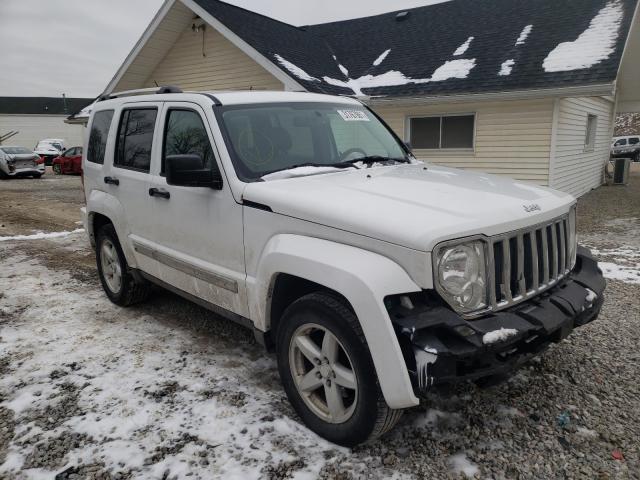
[501,239,512,302]
[487,213,572,314]
[550,224,558,280]
[559,220,567,273]
[516,234,526,296]
[530,232,539,290]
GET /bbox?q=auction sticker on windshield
[337,110,370,122]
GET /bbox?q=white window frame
[405,112,476,152]
[584,114,598,152]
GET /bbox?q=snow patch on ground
[0,228,84,242]
[483,328,518,345]
[543,1,623,72]
[498,59,515,76]
[373,49,391,66]
[516,25,533,45]
[448,452,479,478]
[273,54,320,82]
[453,37,474,56]
[598,262,640,284]
[0,255,348,479]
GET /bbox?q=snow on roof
[274,54,319,82]
[498,59,515,76]
[543,1,624,72]
[453,37,474,56]
[192,0,637,98]
[515,25,533,45]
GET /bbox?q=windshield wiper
[340,155,411,167]
[261,161,357,178]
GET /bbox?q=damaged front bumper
[389,246,606,395]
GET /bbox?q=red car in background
[52,147,83,175]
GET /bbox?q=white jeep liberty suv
[82,87,606,447]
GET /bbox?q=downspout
[548,98,561,189]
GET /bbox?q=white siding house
[0,97,91,150]
[89,0,639,197]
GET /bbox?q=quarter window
[585,114,597,151]
[162,109,214,175]
[87,110,114,164]
[409,114,475,149]
[115,108,157,172]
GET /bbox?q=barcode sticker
[337,110,370,122]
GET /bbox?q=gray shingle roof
[193,0,638,98]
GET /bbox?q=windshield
[217,102,408,181]
[1,147,32,154]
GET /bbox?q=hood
[243,164,575,251]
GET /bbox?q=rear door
[147,101,248,317]
[102,102,162,276]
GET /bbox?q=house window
[409,114,475,149]
[585,114,597,151]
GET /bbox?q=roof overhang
[616,0,640,113]
[104,0,303,95]
[366,83,617,107]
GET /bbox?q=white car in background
[34,138,65,165]
[0,146,45,179]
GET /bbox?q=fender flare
[248,234,421,409]
[86,190,137,267]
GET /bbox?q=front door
[147,101,247,317]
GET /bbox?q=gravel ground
[1,169,639,479]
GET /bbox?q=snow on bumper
[389,246,606,394]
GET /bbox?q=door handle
[104,176,119,186]
[149,187,170,199]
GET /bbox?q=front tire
[276,292,402,447]
[53,164,62,175]
[96,224,150,306]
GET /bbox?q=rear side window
[115,108,157,172]
[629,137,639,145]
[87,110,114,164]
[162,109,214,175]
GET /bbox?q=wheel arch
[249,234,421,409]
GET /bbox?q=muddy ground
[1,166,639,479]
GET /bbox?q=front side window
[585,114,598,151]
[115,108,157,172]
[87,110,114,164]
[217,102,407,181]
[162,109,214,175]
[409,114,475,149]
[614,139,627,146]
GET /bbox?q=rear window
[1,147,32,154]
[87,110,114,164]
[115,108,157,172]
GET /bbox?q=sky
[0,0,448,98]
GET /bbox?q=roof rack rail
[97,85,184,102]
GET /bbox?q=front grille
[488,214,573,310]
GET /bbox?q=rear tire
[96,223,150,306]
[32,174,42,179]
[276,292,402,447]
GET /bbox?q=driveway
[1,169,639,479]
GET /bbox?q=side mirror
[165,154,223,189]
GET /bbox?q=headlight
[434,240,488,314]
[568,206,577,269]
